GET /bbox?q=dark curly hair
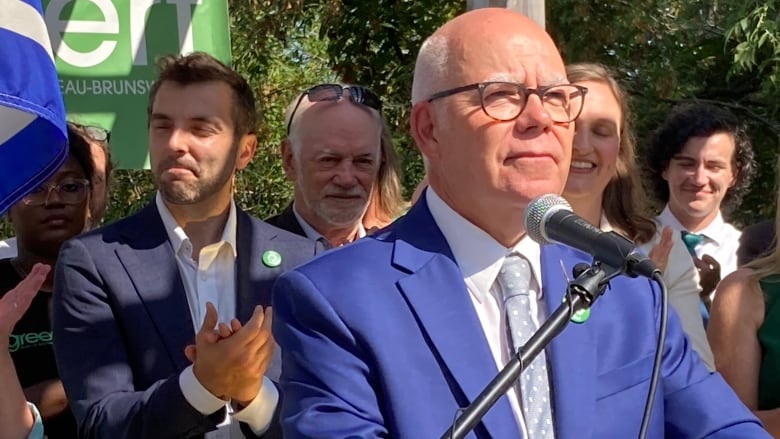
[66,123,95,185]
[645,102,756,214]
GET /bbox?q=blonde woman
[709,162,780,436]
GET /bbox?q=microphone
[524,194,659,279]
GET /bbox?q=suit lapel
[116,203,193,371]
[236,209,268,322]
[541,245,596,439]
[392,200,519,438]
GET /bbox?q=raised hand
[648,226,674,273]
[0,264,49,338]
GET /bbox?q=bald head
[409,8,574,247]
[412,8,562,104]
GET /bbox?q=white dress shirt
[156,193,277,438]
[292,202,366,244]
[657,206,741,283]
[600,216,715,371]
[427,188,548,435]
[0,236,18,259]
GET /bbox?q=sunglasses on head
[286,84,382,135]
[69,122,111,143]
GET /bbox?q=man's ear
[281,139,297,181]
[410,102,440,161]
[235,133,257,171]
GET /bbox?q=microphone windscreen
[524,194,572,245]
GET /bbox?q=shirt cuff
[231,376,279,435]
[179,365,228,415]
[27,402,44,439]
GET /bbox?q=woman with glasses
[0,124,95,438]
[0,123,110,259]
[561,63,714,370]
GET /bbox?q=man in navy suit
[52,52,319,438]
[272,9,769,438]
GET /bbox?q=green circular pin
[563,296,591,324]
[570,308,590,324]
[262,250,282,268]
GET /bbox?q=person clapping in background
[1,263,50,439]
[0,123,97,438]
[562,62,714,370]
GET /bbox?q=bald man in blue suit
[272,8,769,439]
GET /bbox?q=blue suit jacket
[52,202,320,439]
[272,197,769,438]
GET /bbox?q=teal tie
[681,231,705,257]
[680,231,710,327]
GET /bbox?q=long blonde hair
[745,158,780,279]
[363,118,406,229]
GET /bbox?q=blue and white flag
[0,0,67,215]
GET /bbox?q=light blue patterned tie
[496,253,555,439]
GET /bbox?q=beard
[302,185,370,227]
[154,143,239,205]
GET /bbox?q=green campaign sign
[43,0,231,169]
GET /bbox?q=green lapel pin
[262,250,282,268]
[563,296,591,324]
[570,307,590,324]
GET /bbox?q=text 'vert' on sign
[44,0,231,169]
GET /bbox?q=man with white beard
[267,84,383,248]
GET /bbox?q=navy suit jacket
[272,197,769,438]
[53,202,320,438]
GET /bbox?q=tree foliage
[315,0,464,195]
[3,0,780,239]
[549,0,780,224]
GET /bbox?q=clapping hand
[648,226,674,273]
[0,264,49,339]
[694,254,721,310]
[183,304,242,363]
[186,303,275,406]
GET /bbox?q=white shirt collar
[425,187,542,304]
[155,192,238,259]
[291,201,366,244]
[658,204,729,246]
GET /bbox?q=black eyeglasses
[286,84,382,134]
[426,82,588,124]
[69,122,111,143]
[22,178,90,206]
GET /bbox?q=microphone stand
[441,262,621,439]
